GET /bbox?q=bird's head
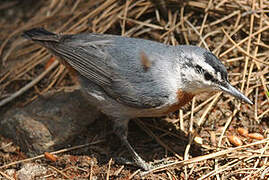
[176,46,253,105]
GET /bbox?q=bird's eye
[204,72,213,80]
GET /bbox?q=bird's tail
[22,28,59,42]
[22,28,77,76]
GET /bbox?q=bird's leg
[113,118,151,171]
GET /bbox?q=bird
[23,28,253,170]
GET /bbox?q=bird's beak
[219,83,253,105]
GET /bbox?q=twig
[0,171,15,180]
[141,138,269,176]
[219,25,269,58]
[185,20,209,50]
[0,60,59,107]
[135,119,182,160]
[49,165,71,179]
[106,158,113,180]
[0,140,104,169]
[222,28,269,66]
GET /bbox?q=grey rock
[17,163,47,180]
[0,89,101,156]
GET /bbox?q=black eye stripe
[194,64,220,83]
[191,62,225,84]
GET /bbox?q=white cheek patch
[186,67,206,86]
[217,72,222,81]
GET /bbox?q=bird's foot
[134,156,152,171]
[139,158,175,176]
[114,156,173,172]
[113,157,152,171]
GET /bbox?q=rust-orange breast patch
[165,90,194,114]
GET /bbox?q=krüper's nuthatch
[23,28,253,170]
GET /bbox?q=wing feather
[42,34,170,108]
[50,42,113,87]
[24,29,172,109]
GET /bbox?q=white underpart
[89,92,106,101]
[152,53,183,105]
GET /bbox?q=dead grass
[0,0,268,179]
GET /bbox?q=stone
[0,89,101,156]
[17,163,47,180]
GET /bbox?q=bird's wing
[33,33,172,108]
[50,38,114,87]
